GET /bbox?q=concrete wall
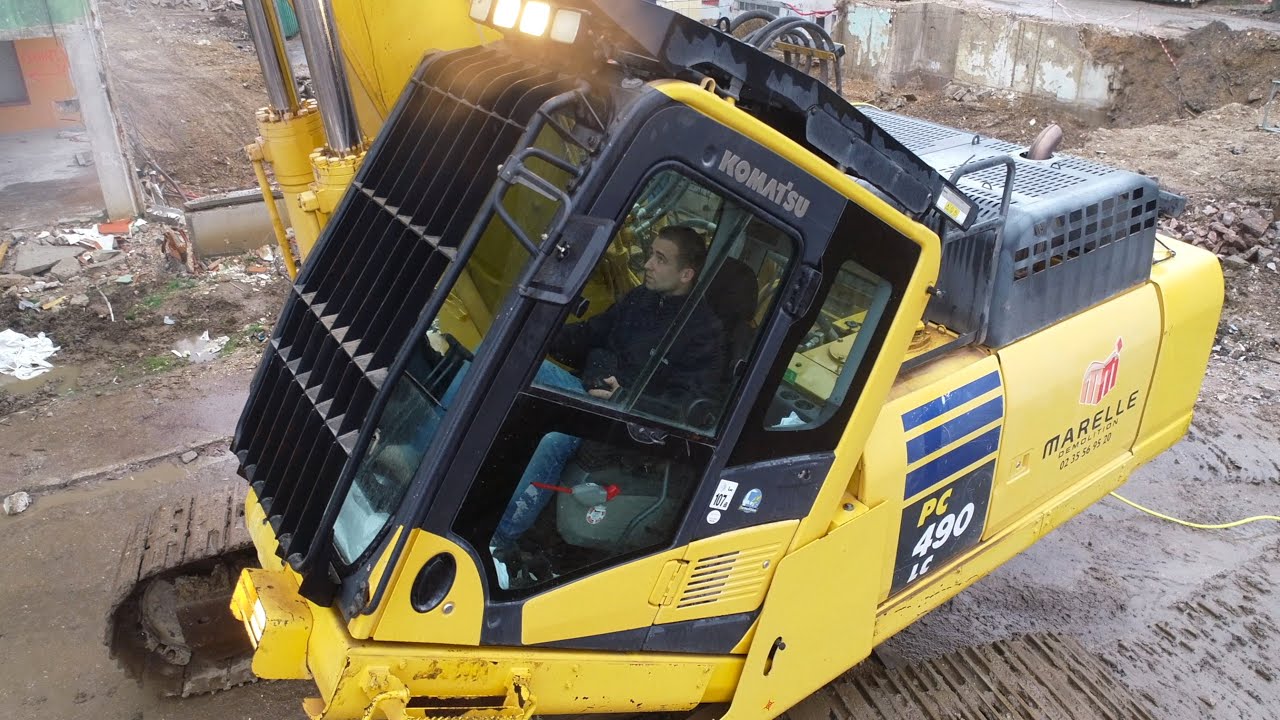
[0,0,139,220]
[0,37,81,132]
[836,2,1116,112]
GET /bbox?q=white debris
[2,491,31,516]
[171,330,230,362]
[57,227,116,251]
[0,329,59,379]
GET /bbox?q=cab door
[441,98,930,651]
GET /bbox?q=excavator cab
[227,2,987,718]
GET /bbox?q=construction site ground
[1,1,1279,718]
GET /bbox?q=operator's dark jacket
[550,286,724,408]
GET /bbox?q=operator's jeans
[492,361,584,546]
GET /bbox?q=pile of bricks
[1160,202,1278,269]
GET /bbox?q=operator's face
[643,237,695,295]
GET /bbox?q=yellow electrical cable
[1109,492,1280,530]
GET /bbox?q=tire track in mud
[1102,541,1280,719]
[789,634,1156,720]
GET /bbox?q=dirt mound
[99,1,268,196]
[1081,103,1280,209]
[1088,21,1280,127]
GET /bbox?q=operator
[492,225,724,557]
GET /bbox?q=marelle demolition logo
[1080,338,1123,406]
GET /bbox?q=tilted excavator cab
[220,3,1219,720]
[226,4,968,717]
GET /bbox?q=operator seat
[705,256,759,385]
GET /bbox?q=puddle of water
[0,365,82,396]
[29,461,188,512]
[171,332,230,364]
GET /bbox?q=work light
[470,0,584,44]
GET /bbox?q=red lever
[531,482,622,501]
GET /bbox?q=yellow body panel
[231,567,313,680]
[872,450,1136,645]
[862,356,1003,604]
[861,241,1220,647]
[346,529,486,646]
[521,547,686,646]
[988,285,1159,537]
[655,521,797,625]
[1133,238,1223,463]
[720,501,891,720]
[330,0,497,131]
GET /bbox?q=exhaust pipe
[293,0,362,155]
[243,0,299,115]
[1026,124,1064,161]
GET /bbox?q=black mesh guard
[230,46,577,573]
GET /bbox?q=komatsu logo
[1080,338,1123,406]
[718,150,811,219]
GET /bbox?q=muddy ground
[99,0,269,197]
[1,3,1279,719]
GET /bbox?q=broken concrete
[87,251,128,272]
[836,2,1116,118]
[49,257,83,281]
[185,189,288,259]
[11,245,84,276]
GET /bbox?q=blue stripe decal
[905,396,1004,465]
[904,426,1002,499]
[901,371,1002,431]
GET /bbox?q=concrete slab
[0,129,105,230]
[10,244,82,275]
[185,189,288,259]
[48,255,83,281]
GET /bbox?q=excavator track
[105,488,1156,717]
[788,633,1155,720]
[106,482,258,697]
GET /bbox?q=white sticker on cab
[710,479,739,511]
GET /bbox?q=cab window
[765,261,891,431]
[453,168,797,594]
[533,169,796,434]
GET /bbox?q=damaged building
[0,0,137,228]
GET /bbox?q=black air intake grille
[232,46,575,564]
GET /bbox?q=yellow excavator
[106,1,1223,718]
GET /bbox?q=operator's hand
[588,376,620,400]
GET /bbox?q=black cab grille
[232,45,576,567]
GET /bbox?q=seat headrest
[706,257,758,326]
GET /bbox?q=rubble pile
[1160,202,1278,271]
[2,222,141,314]
[2,219,281,322]
[141,0,242,10]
